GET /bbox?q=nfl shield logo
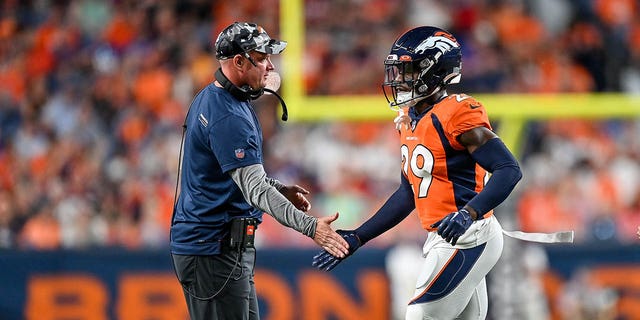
[235,148,245,159]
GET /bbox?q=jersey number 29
[401,144,434,198]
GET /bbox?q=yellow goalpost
[278,0,640,156]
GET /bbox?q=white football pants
[405,215,504,320]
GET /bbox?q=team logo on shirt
[235,148,245,159]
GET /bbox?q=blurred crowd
[0,0,639,251]
[518,119,640,244]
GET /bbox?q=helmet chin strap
[422,85,443,99]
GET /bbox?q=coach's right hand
[312,213,350,258]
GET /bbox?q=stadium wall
[0,245,639,320]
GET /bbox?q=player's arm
[353,173,415,243]
[312,173,415,271]
[432,126,522,245]
[230,164,348,257]
[459,126,522,219]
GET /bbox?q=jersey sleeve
[446,96,492,150]
[210,114,262,173]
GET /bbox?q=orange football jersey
[399,94,493,231]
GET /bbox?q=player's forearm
[355,174,415,244]
[467,138,523,216]
[230,164,317,238]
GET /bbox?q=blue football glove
[312,230,361,271]
[431,208,474,246]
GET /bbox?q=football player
[313,26,523,319]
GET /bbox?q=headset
[214,68,288,121]
[214,68,263,101]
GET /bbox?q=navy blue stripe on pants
[409,243,486,304]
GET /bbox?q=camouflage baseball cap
[214,22,287,60]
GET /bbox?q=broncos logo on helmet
[414,33,460,55]
[382,27,462,109]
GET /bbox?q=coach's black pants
[171,247,258,320]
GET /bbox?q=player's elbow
[494,162,522,189]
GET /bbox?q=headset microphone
[264,88,288,121]
[263,71,287,121]
[215,68,288,121]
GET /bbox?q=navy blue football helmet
[382,26,462,109]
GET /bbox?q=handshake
[311,230,361,271]
[311,209,475,271]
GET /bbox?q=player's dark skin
[414,89,498,220]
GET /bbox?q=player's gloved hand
[312,230,361,271]
[431,208,474,246]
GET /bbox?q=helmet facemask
[383,55,440,110]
